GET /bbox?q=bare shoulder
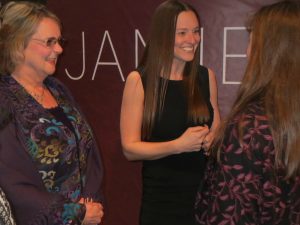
[126,70,142,84]
[124,70,144,96]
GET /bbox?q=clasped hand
[79,198,104,225]
[175,125,209,153]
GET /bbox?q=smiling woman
[0,1,104,224]
[120,0,220,224]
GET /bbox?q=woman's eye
[177,31,186,36]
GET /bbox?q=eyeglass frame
[31,37,66,48]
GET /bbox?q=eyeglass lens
[46,37,65,47]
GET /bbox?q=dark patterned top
[195,101,300,225]
[0,75,103,225]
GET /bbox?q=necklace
[27,86,46,103]
[11,74,47,103]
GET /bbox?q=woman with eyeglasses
[0,1,104,224]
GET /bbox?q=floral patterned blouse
[195,101,300,225]
[0,75,103,225]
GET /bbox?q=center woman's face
[22,18,63,79]
[173,10,200,64]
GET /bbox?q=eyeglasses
[31,37,66,48]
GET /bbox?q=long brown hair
[215,0,300,179]
[139,0,209,140]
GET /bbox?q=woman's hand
[202,131,214,148]
[202,131,216,156]
[174,126,209,154]
[79,198,104,224]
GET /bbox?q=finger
[99,211,104,222]
[78,198,85,204]
[190,126,207,132]
[204,150,210,156]
[203,141,212,150]
[197,129,210,138]
[201,145,209,155]
[199,137,206,144]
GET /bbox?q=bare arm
[120,71,209,161]
[202,69,221,150]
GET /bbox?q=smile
[182,46,195,52]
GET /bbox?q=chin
[174,54,195,64]
[183,56,194,62]
[46,67,56,75]
[44,70,55,76]
[182,53,195,61]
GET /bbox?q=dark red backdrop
[44,1,278,224]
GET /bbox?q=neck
[12,72,45,89]
[11,71,47,104]
[170,62,185,80]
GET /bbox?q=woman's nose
[187,32,199,44]
[53,42,63,54]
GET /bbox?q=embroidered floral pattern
[39,170,56,191]
[0,75,98,224]
[62,203,81,224]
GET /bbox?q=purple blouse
[195,101,300,225]
[0,75,103,225]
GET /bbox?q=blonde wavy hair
[0,1,61,75]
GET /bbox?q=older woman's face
[22,17,63,79]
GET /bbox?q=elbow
[122,150,135,161]
[121,144,138,161]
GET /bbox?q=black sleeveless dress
[139,66,214,225]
